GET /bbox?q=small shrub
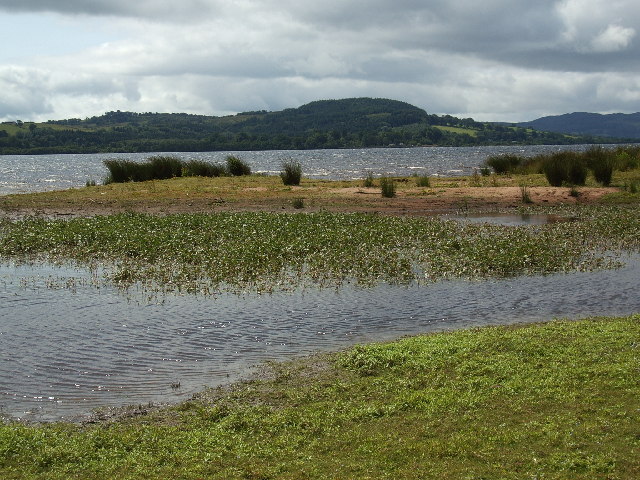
[485,154,522,174]
[280,159,302,186]
[292,198,304,209]
[415,175,430,187]
[363,172,375,188]
[480,167,491,176]
[380,177,396,198]
[226,155,251,176]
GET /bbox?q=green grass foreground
[1,315,638,479]
[0,206,639,293]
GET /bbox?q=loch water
[1,255,639,422]
[0,144,618,195]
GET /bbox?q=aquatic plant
[542,151,587,187]
[584,146,614,186]
[226,155,251,176]
[148,155,184,180]
[280,159,302,186]
[0,206,638,294]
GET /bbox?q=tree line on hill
[0,98,623,155]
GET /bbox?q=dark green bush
[226,155,251,176]
[280,159,302,186]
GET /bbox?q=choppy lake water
[0,144,619,195]
[1,255,639,422]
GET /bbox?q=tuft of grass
[85,179,96,187]
[485,154,521,174]
[415,175,431,187]
[380,177,396,198]
[520,184,533,203]
[280,159,302,186]
[183,159,226,178]
[292,197,304,209]
[363,172,375,188]
[0,315,638,479]
[226,155,251,176]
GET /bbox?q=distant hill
[518,112,640,140]
[0,98,625,155]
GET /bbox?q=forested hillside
[0,98,619,154]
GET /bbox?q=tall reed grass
[280,159,302,185]
[104,155,249,184]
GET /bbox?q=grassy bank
[1,315,638,479]
[0,206,638,293]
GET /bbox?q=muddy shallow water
[1,255,639,422]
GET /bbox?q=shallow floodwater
[445,213,573,226]
[1,256,639,422]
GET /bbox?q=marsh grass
[520,184,533,203]
[104,156,237,184]
[280,159,302,186]
[1,315,638,479]
[363,172,375,187]
[380,177,396,197]
[415,175,431,187]
[0,206,638,294]
[226,155,251,176]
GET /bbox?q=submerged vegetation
[1,315,638,479]
[0,206,638,294]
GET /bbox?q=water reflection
[1,256,639,422]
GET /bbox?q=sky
[1,0,639,123]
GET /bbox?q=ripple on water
[1,255,639,421]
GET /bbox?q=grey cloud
[0,0,217,21]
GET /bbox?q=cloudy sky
[1,0,639,123]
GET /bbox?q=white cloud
[591,24,636,52]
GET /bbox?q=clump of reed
[482,145,640,187]
[363,172,375,188]
[415,175,431,187]
[485,154,522,174]
[226,155,251,176]
[542,151,588,187]
[380,177,396,198]
[182,159,226,177]
[280,159,302,186]
[104,155,249,184]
